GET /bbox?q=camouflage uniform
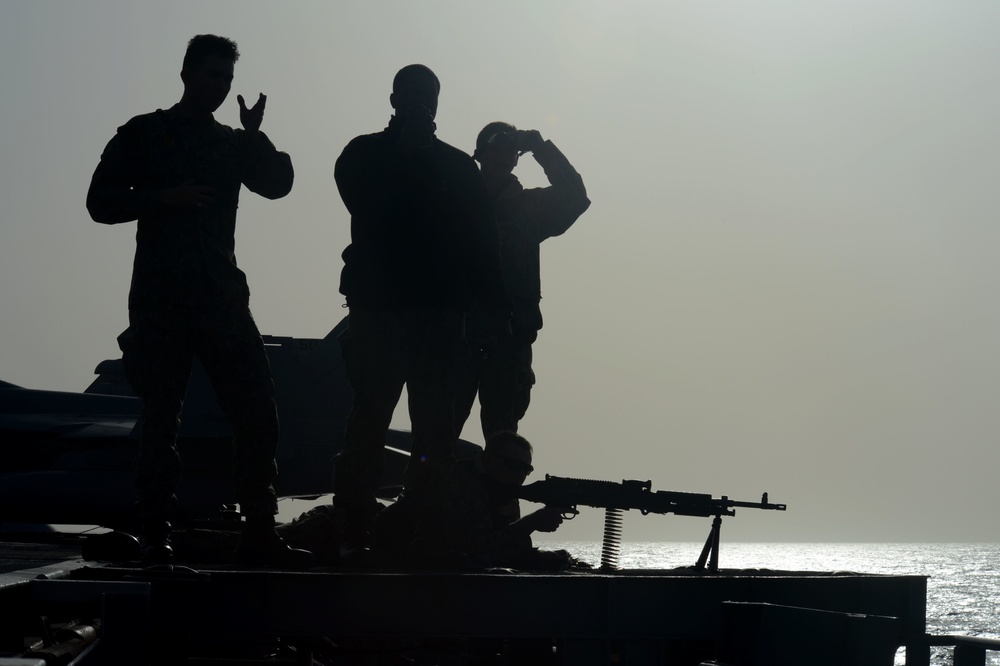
[87,105,293,521]
[456,141,590,438]
[334,116,508,528]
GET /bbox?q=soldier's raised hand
[397,103,436,152]
[237,93,266,134]
[515,129,544,153]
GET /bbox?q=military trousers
[119,301,279,521]
[335,308,466,508]
[455,323,536,441]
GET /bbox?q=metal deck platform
[0,538,932,666]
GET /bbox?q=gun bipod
[695,514,725,572]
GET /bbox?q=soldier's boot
[235,516,315,569]
[139,519,174,565]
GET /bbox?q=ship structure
[2,328,998,665]
[3,532,999,665]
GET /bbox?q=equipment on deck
[518,475,786,571]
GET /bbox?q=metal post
[953,644,986,666]
[905,642,931,666]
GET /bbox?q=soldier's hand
[238,93,266,134]
[159,180,216,210]
[528,506,566,533]
[397,104,436,152]
[515,130,544,153]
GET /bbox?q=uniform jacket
[482,140,590,341]
[87,105,293,308]
[335,117,508,313]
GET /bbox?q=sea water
[540,541,1000,665]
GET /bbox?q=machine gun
[518,475,786,572]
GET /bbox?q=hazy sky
[2,1,999,544]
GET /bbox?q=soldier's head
[483,431,534,487]
[474,121,520,178]
[180,35,240,115]
[390,64,440,122]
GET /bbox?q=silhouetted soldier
[456,123,590,439]
[87,34,312,568]
[334,65,510,554]
[373,432,577,569]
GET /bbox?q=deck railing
[928,635,1000,666]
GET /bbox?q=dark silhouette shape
[519,476,786,571]
[455,122,590,439]
[373,431,579,569]
[0,318,451,531]
[86,34,311,568]
[333,64,510,553]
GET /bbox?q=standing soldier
[333,65,510,555]
[87,34,312,568]
[456,123,591,439]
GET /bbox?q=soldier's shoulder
[346,131,388,150]
[432,140,481,181]
[433,138,476,164]
[120,109,168,129]
[337,131,388,163]
[114,109,171,139]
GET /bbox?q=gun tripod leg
[695,515,723,572]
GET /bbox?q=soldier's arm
[462,161,511,318]
[334,138,370,218]
[239,130,294,200]
[335,136,416,221]
[523,140,591,240]
[86,121,160,224]
[510,506,565,535]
